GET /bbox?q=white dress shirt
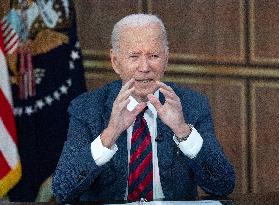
[90,90,203,199]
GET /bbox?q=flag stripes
[0,89,17,143]
[0,152,10,179]
[0,21,21,198]
[0,17,19,55]
[0,117,18,168]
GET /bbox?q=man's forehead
[120,35,163,45]
[119,39,165,54]
[119,25,164,46]
[120,24,163,39]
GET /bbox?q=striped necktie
[128,107,153,201]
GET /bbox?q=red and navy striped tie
[128,108,153,201]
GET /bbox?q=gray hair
[111,14,168,52]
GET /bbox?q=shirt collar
[127,90,159,116]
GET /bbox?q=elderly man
[52,14,235,202]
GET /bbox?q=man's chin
[133,88,157,102]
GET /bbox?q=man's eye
[129,55,138,58]
[150,54,159,59]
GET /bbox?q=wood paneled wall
[75,0,279,195]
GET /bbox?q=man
[52,14,235,202]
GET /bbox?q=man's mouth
[135,79,153,83]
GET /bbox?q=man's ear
[164,49,169,72]
[110,49,120,74]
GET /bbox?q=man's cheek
[123,72,133,79]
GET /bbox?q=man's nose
[138,57,151,72]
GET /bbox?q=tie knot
[138,106,148,118]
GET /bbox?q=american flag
[0,18,21,198]
[0,15,20,55]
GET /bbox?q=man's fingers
[159,87,179,101]
[121,78,135,91]
[156,81,173,92]
[118,86,135,102]
[118,98,130,111]
[156,81,179,99]
[165,98,181,107]
[147,94,162,111]
[116,79,135,102]
[131,102,147,117]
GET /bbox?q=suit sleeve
[187,96,236,196]
[52,104,105,202]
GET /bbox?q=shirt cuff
[90,135,118,166]
[173,126,203,159]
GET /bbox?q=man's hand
[101,79,146,148]
[147,81,191,138]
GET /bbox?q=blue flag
[6,0,86,201]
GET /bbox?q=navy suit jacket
[52,80,235,202]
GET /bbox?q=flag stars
[60,85,68,94]
[45,96,54,105]
[34,68,46,85]
[71,50,80,61]
[62,0,70,18]
[25,106,34,115]
[69,61,75,70]
[53,91,61,100]
[13,108,17,115]
[14,78,72,117]
[36,100,45,109]
[66,79,72,86]
[75,41,80,48]
[14,108,23,116]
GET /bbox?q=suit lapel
[156,91,176,199]
[101,81,128,184]
[112,131,128,177]
[156,91,176,171]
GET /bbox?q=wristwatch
[175,124,193,142]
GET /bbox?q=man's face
[111,23,168,102]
